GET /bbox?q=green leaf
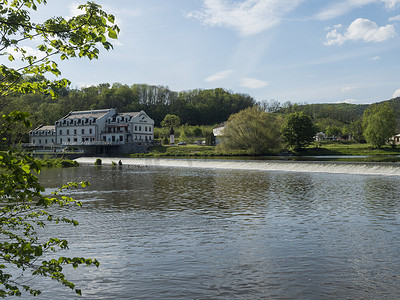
[108,29,117,39]
[22,164,30,173]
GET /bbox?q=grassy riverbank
[301,142,400,156]
[131,142,400,159]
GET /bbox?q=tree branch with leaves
[0,0,119,296]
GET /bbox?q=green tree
[0,0,118,296]
[362,102,397,148]
[219,106,283,154]
[160,114,181,128]
[325,125,342,138]
[282,112,316,151]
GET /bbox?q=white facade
[30,109,154,148]
[102,111,154,144]
[29,125,56,146]
[55,109,116,145]
[213,124,225,145]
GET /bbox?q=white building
[29,125,56,146]
[212,123,225,145]
[29,108,154,154]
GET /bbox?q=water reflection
[32,165,400,299]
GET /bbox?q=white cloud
[316,0,375,21]
[382,0,400,9]
[187,0,303,36]
[389,15,400,21]
[392,88,400,98]
[240,77,269,89]
[324,18,396,46]
[369,56,381,60]
[342,86,357,92]
[204,70,234,82]
[316,0,400,20]
[337,99,364,104]
[67,2,82,18]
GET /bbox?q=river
[24,158,400,299]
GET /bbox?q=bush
[94,158,102,165]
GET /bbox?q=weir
[75,157,400,177]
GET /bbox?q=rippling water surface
[27,160,400,299]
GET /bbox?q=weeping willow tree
[362,102,397,148]
[218,106,284,155]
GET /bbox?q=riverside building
[29,108,154,154]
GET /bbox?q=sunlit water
[20,159,400,299]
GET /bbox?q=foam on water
[75,157,400,176]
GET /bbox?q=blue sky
[30,1,400,103]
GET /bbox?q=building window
[59,130,62,135]
[89,128,92,134]
[60,138,63,143]
[67,138,70,142]
[39,139,41,144]
[120,135,123,142]
[145,127,147,132]
[135,126,137,131]
[74,138,77,142]
[74,129,77,135]
[139,126,142,131]
[82,129,85,134]
[67,129,69,135]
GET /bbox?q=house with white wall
[212,123,225,145]
[29,108,154,154]
[29,125,56,146]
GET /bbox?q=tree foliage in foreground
[0,112,99,297]
[0,0,119,296]
[362,102,396,148]
[281,112,316,151]
[219,106,283,155]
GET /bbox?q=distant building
[389,134,400,145]
[29,109,154,154]
[314,132,326,142]
[213,123,225,145]
[29,125,56,146]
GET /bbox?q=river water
[27,158,400,299]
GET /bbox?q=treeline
[1,79,255,128]
[2,76,400,144]
[260,97,400,137]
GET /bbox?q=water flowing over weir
[75,157,400,176]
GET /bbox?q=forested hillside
[1,79,255,128]
[2,76,400,143]
[262,97,400,133]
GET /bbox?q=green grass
[133,142,400,161]
[302,141,400,156]
[130,145,249,157]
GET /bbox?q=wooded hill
[1,80,255,128]
[271,97,400,133]
[1,77,400,138]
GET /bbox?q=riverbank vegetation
[131,141,400,159]
[39,157,79,168]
